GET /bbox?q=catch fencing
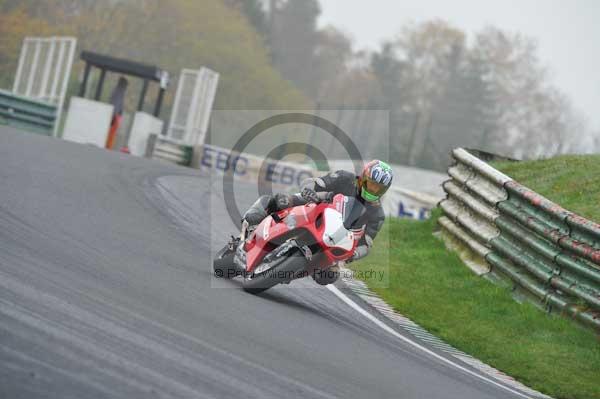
[439,148,600,331]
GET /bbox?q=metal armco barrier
[439,148,600,331]
[146,134,193,166]
[0,89,57,135]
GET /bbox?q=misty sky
[319,0,600,131]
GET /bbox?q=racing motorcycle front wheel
[212,240,239,279]
[242,250,307,294]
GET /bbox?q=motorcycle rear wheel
[242,251,307,294]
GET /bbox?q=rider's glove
[322,191,335,203]
[301,187,320,204]
[274,193,291,210]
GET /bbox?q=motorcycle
[213,193,366,294]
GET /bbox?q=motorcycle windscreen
[342,196,367,230]
[322,208,354,251]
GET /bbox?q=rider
[242,160,394,278]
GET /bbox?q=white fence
[166,68,219,145]
[13,36,77,136]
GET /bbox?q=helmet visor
[364,178,389,197]
[361,179,389,202]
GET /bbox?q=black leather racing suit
[242,170,386,261]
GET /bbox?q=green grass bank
[351,154,600,399]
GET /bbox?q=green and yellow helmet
[358,160,393,202]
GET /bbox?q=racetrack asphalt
[0,127,536,398]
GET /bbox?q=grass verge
[351,153,600,399]
[352,213,600,399]
[493,154,600,222]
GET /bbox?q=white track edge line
[326,284,534,399]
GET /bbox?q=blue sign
[201,146,248,176]
[398,202,430,220]
[264,162,314,187]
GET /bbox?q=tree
[223,0,269,39]
[0,0,96,22]
[269,0,321,97]
[0,8,55,88]
[471,27,582,158]
[369,20,470,167]
[593,131,600,153]
[311,26,354,99]
[235,0,359,102]
[392,20,466,112]
[365,20,586,169]
[371,42,406,107]
[1,0,308,111]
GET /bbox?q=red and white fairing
[242,194,364,274]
